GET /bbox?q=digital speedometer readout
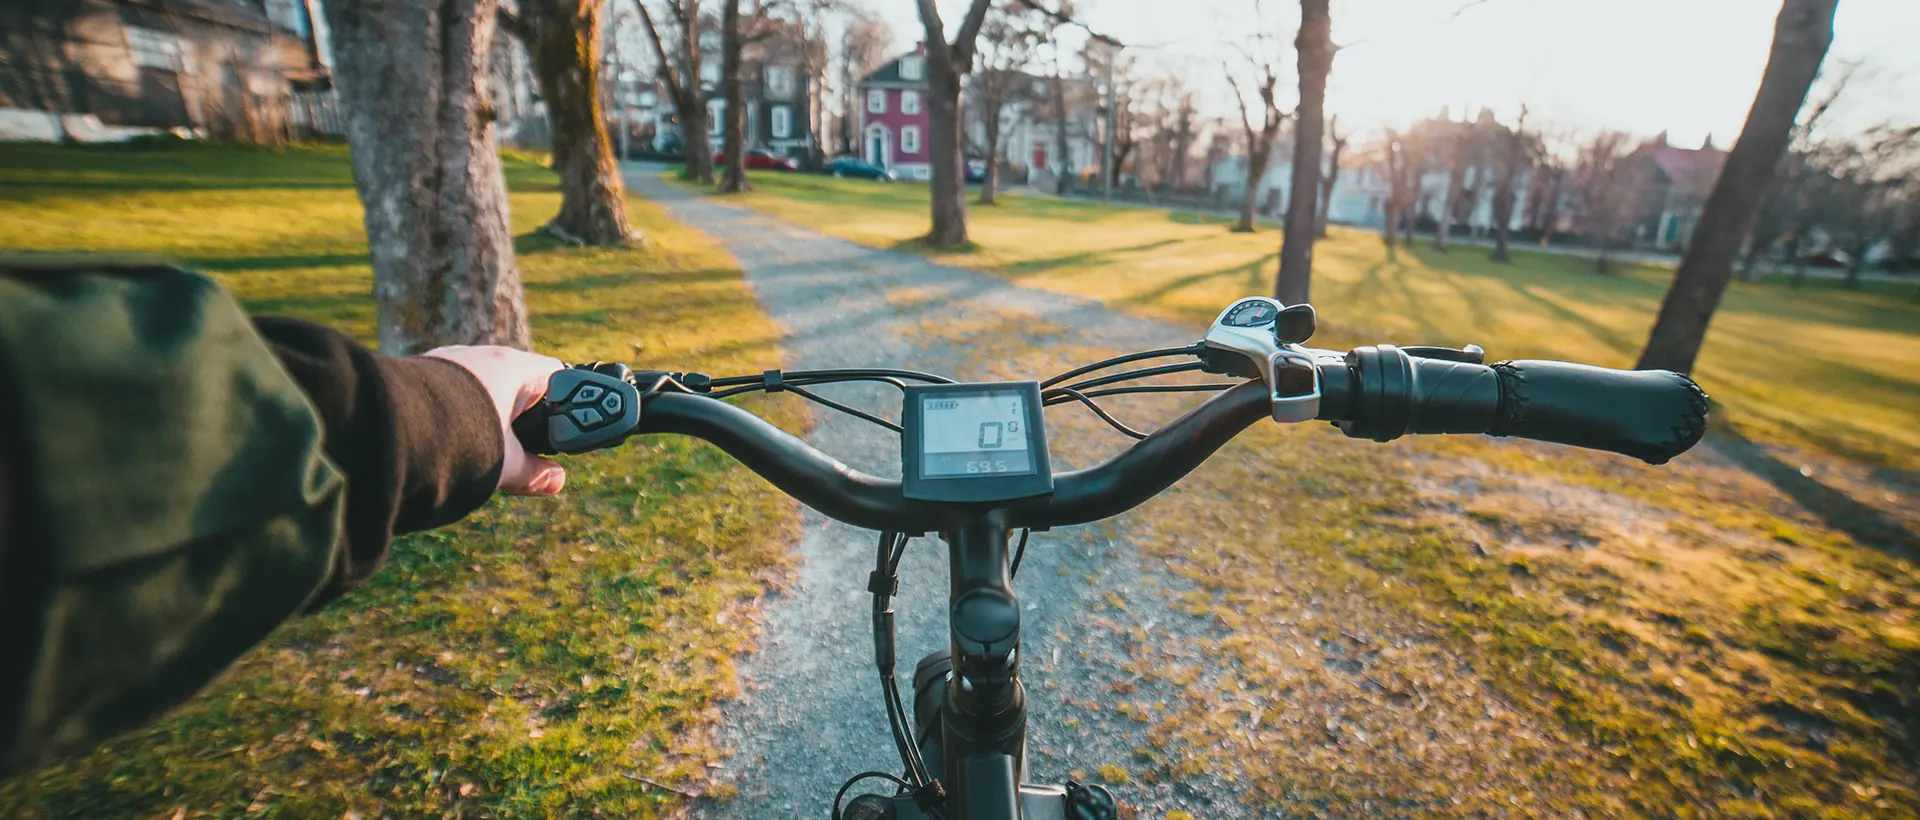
[919,389,1035,477]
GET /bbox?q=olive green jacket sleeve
[0,262,504,775]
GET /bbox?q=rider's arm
[0,261,555,774]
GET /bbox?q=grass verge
[0,142,801,818]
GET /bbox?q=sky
[871,0,1920,144]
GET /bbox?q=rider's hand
[424,345,567,497]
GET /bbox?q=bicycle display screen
[902,381,1053,503]
[918,390,1036,478]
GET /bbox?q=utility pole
[614,10,631,161]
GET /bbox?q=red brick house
[856,47,930,180]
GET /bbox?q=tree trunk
[980,102,1001,205]
[520,0,634,244]
[1490,154,1518,263]
[1636,0,1837,373]
[1736,231,1771,282]
[325,0,529,354]
[1435,159,1464,251]
[1276,0,1331,305]
[1844,240,1866,289]
[926,61,969,247]
[1791,231,1810,287]
[717,0,750,193]
[1233,146,1271,233]
[1317,132,1341,238]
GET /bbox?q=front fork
[852,511,1115,820]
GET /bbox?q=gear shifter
[1198,296,1322,423]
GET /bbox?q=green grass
[694,171,1920,816]
[708,171,1920,476]
[0,142,802,817]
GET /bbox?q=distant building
[0,0,318,142]
[962,73,1099,188]
[661,20,816,163]
[857,47,931,179]
[1631,132,1728,250]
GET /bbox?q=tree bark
[1489,129,1521,263]
[1234,145,1271,233]
[515,0,635,244]
[634,0,712,184]
[718,0,750,193]
[1275,0,1330,306]
[1435,129,1466,252]
[1317,118,1343,239]
[916,0,993,249]
[1636,0,1837,373]
[325,0,529,354]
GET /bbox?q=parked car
[712,148,799,171]
[824,157,895,181]
[966,158,986,183]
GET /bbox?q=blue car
[825,157,895,182]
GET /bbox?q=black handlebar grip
[1488,360,1707,465]
[512,401,558,456]
[1334,345,1504,441]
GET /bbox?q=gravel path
[623,166,1247,818]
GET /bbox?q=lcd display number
[919,390,1034,478]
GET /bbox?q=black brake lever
[1401,344,1486,365]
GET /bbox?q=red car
[713,148,799,171]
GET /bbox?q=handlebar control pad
[1489,360,1708,465]
[511,366,645,456]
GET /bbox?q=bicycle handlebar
[524,348,1705,533]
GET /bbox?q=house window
[867,89,885,114]
[901,125,921,154]
[708,99,725,136]
[900,56,923,81]
[766,66,793,98]
[901,90,920,115]
[126,27,181,70]
[771,105,792,138]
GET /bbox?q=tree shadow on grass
[1709,424,1917,561]
[1494,277,1642,359]
[1120,252,1277,309]
[192,252,369,272]
[995,237,1199,280]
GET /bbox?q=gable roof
[860,50,928,88]
[1639,143,1727,196]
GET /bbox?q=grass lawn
[688,171,1920,817]
[0,143,801,817]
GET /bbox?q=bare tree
[636,0,713,184]
[1376,127,1407,259]
[1739,64,1853,281]
[913,0,995,248]
[1573,130,1653,275]
[835,9,891,156]
[500,0,636,244]
[1489,106,1539,263]
[1431,116,1472,251]
[1637,0,1838,373]
[1275,0,1331,304]
[1822,125,1920,288]
[324,0,529,353]
[717,0,778,193]
[1223,21,1287,234]
[972,5,1044,205]
[1316,115,1347,237]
